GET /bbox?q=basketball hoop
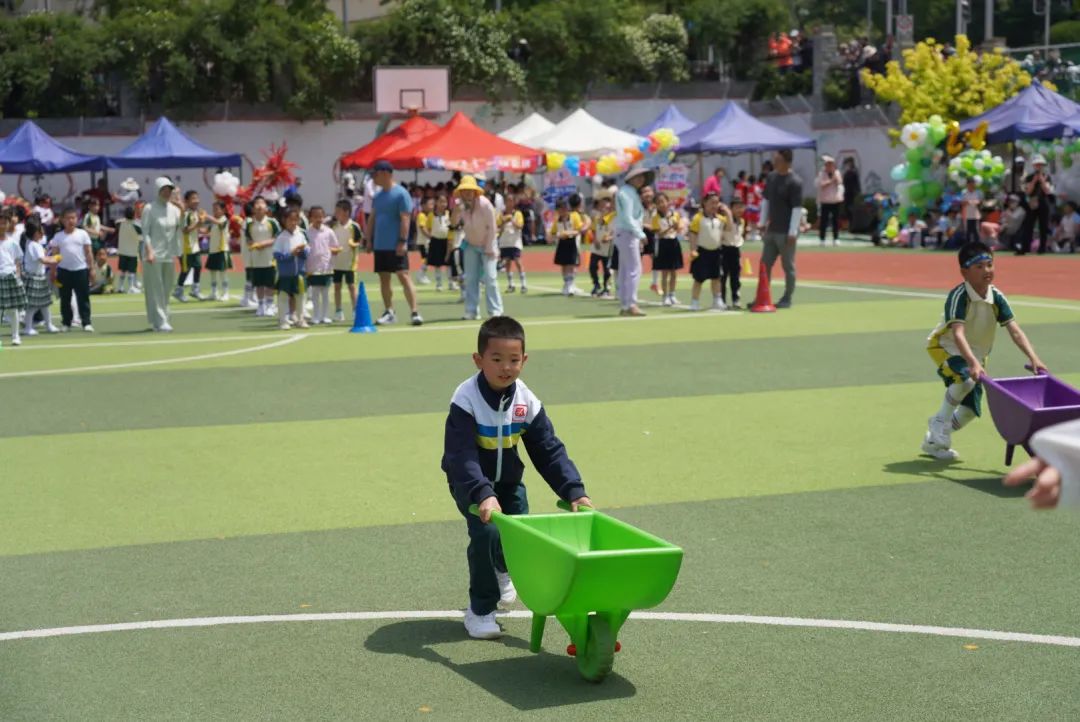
[375,67,449,118]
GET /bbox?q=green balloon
[925,181,942,199]
[906,147,923,163]
[909,183,926,203]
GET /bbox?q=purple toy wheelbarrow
[983,369,1080,465]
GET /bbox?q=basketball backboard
[374,66,450,116]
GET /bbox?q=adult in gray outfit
[759,149,803,309]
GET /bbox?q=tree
[352,0,525,105]
[861,35,1033,126]
[0,12,114,118]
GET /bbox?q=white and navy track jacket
[441,373,585,506]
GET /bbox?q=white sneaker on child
[335,310,345,322]
[927,415,951,448]
[689,299,701,312]
[921,432,959,460]
[463,608,502,639]
[496,571,517,604]
[25,328,38,337]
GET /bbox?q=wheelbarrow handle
[556,499,595,513]
[467,503,502,519]
[1024,364,1048,375]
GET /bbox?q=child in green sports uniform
[922,240,1047,460]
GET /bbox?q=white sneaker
[496,571,517,604]
[279,322,291,331]
[376,309,396,325]
[159,323,173,333]
[296,319,310,329]
[46,324,59,334]
[11,336,20,346]
[411,311,423,326]
[462,313,479,321]
[335,310,345,322]
[174,289,188,303]
[711,298,727,312]
[321,317,333,325]
[662,295,673,307]
[25,328,38,337]
[689,299,701,312]
[418,274,431,285]
[463,608,502,639]
[927,415,951,449]
[921,433,959,460]
[59,326,70,333]
[267,305,277,317]
[82,325,94,333]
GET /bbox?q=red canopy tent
[339,115,441,170]
[382,112,543,173]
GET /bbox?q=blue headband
[962,252,992,269]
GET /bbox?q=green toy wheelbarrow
[470,501,683,682]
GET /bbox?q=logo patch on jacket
[513,404,528,419]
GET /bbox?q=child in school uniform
[639,185,660,295]
[415,196,433,285]
[441,316,591,639]
[115,205,142,294]
[272,208,309,330]
[590,191,615,298]
[426,194,453,292]
[81,198,113,254]
[720,199,746,309]
[0,215,27,345]
[239,201,256,309]
[498,200,527,294]
[551,197,584,296]
[305,206,337,325]
[246,197,282,317]
[203,200,231,301]
[1051,200,1079,253]
[687,193,730,312]
[175,190,204,302]
[651,193,685,307]
[922,240,1046,459]
[21,218,59,336]
[331,199,363,321]
[89,248,114,294]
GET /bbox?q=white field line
[0,334,307,379]
[11,281,1078,355]
[1,609,1078,648]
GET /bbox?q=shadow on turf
[364,619,636,710]
[882,459,1030,498]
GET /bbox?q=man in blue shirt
[365,160,422,326]
[614,166,653,317]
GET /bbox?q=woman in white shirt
[816,155,845,245]
[49,207,96,332]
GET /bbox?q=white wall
[20,100,898,207]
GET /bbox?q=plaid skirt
[25,275,53,308]
[0,274,27,311]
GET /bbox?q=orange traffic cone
[749,260,776,313]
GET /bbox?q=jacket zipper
[494,394,508,483]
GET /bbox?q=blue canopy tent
[108,117,242,170]
[959,81,1080,144]
[636,104,698,136]
[0,121,107,174]
[677,101,816,154]
[674,101,816,194]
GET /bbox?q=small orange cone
[742,256,752,276]
[749,260,776,313]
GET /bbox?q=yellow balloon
[945,121,964,156]
[547,152,565,171]
[967,121,988,151]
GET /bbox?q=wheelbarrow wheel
[576,615,615,683]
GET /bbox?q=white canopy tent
[498,113,555,144]
[524,108,645,158]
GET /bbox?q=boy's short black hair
[124,206,135,219]
[308,205,324,217]
[335,199,352,213]
[184,190,199,201]
[568,193,583,209]
[958,240,993,268]
[478,316,526,354]
[285,192,303,207]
